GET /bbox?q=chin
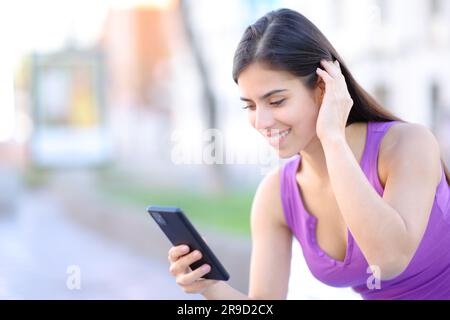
[276,147,299,159]
[275,138,308,158]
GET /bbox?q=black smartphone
[147,205,230,281]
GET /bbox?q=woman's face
[237,62,322,158]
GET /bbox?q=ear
[314,77,326,106]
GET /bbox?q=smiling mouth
[264,128,291,137]
[265,128,292,146]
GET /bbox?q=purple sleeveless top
[280,121,450,299]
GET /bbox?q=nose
[254,106,275,131]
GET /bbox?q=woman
[167,8,450,299]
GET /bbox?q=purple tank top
[280,120,450,299]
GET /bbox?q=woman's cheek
[303,104,320,126]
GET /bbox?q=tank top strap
[280,156,301,232]
[361,120,404,193]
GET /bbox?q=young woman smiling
[167,8,450,300]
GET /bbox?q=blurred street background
[0,0,449,299]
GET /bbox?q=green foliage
[98,175,254,236]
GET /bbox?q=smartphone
[147,205,230,281]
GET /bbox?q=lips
[265,128,292,147]
[264,128,291,138]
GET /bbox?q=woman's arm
[202,281,252,300]
[203,167,293,300]
[247,167,292,299]
[321,123,441,280]
[316,60,442,280]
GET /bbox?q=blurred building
[319,0,450,161]
[100,6,175,182]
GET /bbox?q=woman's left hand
[315,59,353,142]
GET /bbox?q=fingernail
[202,265,210,272]
[181,246,189,253]
[194,250,201,257]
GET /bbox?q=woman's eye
[242,105,255,110]
[270,98,285,106]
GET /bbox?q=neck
[298,126,353,183]
[298,135,329,182]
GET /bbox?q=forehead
[237,63,300,97]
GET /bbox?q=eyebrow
[240,89,288,102]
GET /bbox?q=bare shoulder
[252,166,288,228]
[379,122,442,186]
[381,122,439,150]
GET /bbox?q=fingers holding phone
[168,245,218,294]
[168,244,189,264]
[168,245,202,273]
[148,205,229,294]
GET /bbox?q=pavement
[0,187,201,299]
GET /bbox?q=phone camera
[152,212,167,226]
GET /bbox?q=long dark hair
[232,8,450,185]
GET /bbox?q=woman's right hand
[168,245,219,294]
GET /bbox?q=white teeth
[269,129,290,143]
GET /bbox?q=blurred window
[430,0,442,17]
[431,82,441,131]
[374,83,389,109]
[375,0,388,24]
